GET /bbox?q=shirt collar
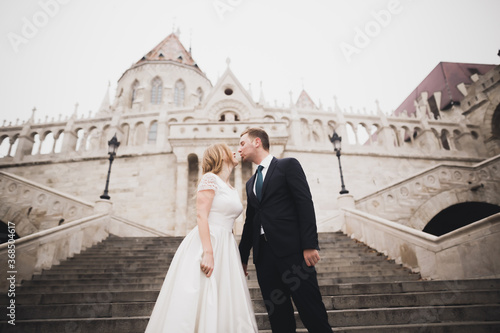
[259,154,274,169]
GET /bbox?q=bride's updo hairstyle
[202,143,233,175]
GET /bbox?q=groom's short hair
[241,128,270,151]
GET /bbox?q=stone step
[41,261,404,275]
[18,278,500,296]
[7,232,500,332]
[14,289,500,319]
[2,306,499,332]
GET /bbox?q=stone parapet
[342,208,500,280]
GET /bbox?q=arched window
[133,122,146,145]
[441,130,451,150]
[32,133,41,155]
[151,77,163,104]
[121,124,130,146]
[10,136,18,157]
[148,121,158,144]
[174,80,185,107]
[131,80,140,104]
[54,131,64,153]
[0,136,9,158]
[75,129,84,151]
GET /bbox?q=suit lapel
[261,157,277,201]
[247,173,258,203]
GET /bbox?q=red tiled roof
[136,33,200,71]
[394,62,496,116]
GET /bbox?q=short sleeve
[197,173,218,192]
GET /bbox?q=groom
[238,128,332,332]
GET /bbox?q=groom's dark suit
[239,157,332,333]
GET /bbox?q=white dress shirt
[253,154,274,235]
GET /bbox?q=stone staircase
[2,232,500,332]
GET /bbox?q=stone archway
[481,102,500,156]
[408,186,500,231]
[423,202,500,236]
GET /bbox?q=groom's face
[238,134,257,163]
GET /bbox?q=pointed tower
[295,89,317,110]
[113,32,212,112]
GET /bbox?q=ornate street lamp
[100,134,120,200]
[329,130,349,195]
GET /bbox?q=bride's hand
[201,252,214,277]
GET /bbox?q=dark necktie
[256,165,264,201]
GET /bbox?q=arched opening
[423,202,500,236]
[174,80,185,107]
[151,77,163,105]
[0,136,10,157]
[148,121,158,144]
[492,104,500,139]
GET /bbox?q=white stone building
[1,32,499,281]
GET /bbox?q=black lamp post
[100,134,120,200]
[329,130,349,195]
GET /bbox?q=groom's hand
[242,263,248,276]
[303,249,320,267]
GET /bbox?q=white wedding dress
[145,172,258,333]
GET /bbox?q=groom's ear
[254,137,261,148]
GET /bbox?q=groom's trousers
[255,235,333,333]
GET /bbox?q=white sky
[1,0,499,125]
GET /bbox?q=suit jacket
[239,157,319,265]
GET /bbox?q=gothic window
[151,77,163,104]
[174,80,185,107]
[148,121,158,144]
[131,80,140,104]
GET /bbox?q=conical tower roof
[136,32,201,72]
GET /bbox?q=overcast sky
[1,0,499,125]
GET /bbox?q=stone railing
[355,154,500,229]
[0,200,168,291]
[0,171,95,237]
[341,207,500,280]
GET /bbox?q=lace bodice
[197,173,243,231]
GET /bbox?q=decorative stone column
[174,158,189,236]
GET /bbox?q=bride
[145,143,258,333]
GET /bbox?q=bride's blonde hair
[202,143,233,175]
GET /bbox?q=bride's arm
[197,189,215,277]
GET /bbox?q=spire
[259,81,266,105]
[99,82,111,112]
[295,89,317,109]
[136,32,201,71]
